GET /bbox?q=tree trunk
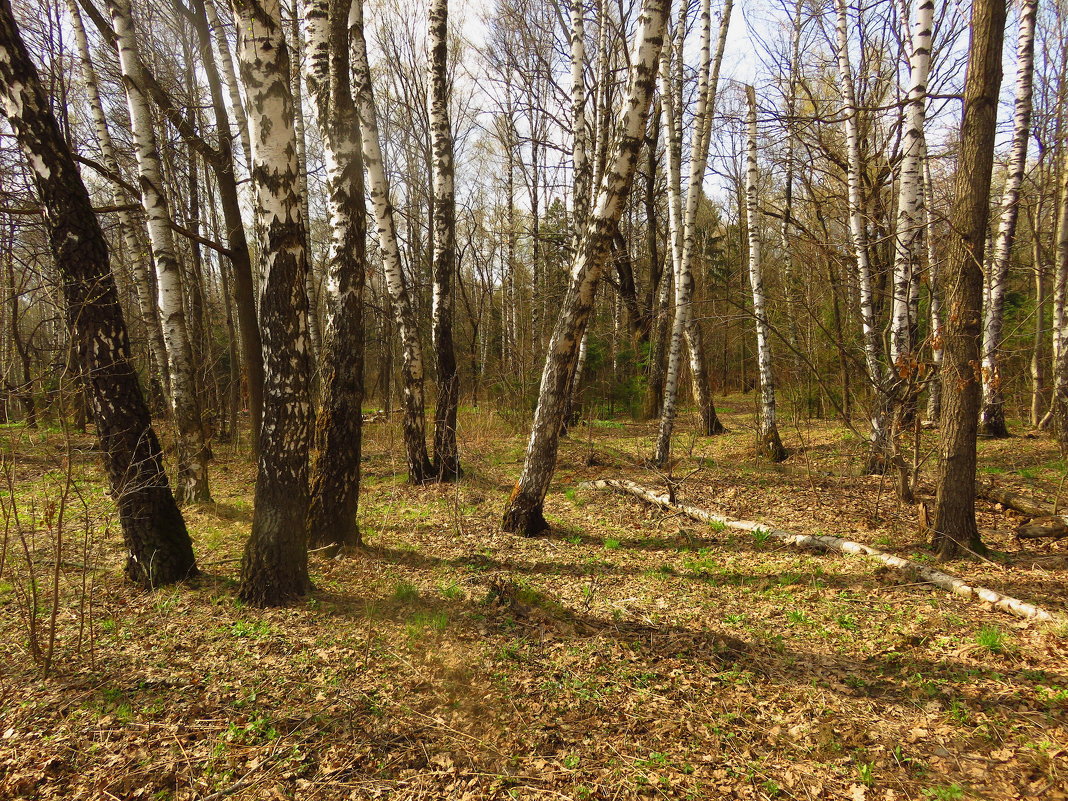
[0,0,196,586]
[428,0,461,481]
[502,0,667,535]
[232,0,314,606]
[108,0,211,504]
[835,0,888,473]
[350,0,434,483]
[980,0,1037,438]
[744,85,785,461]
[933,0,1006,559]
[923,156,944,424]
[303,0,366,549]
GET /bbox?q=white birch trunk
[923,155,944,423]
[108,0,210,504]
[205,0,252,172]
[745,85,785,461]
[889,0,933,369]
[231,0,314,606]
[980,0,1038,437]
[835,0,887,471]
[350,0,434,482]
[502,0,667,535]
[428,0,461,480]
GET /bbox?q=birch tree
[428,0,461,480]
[835,0,888,474]
[980,0,1038,438]
[502,0,667,536]
[108,0,211,504]
[744,84,786,461]
[231,0,315,606]
[0,0,197,586]
[351,0,434,482]
[303,0,366,548]
[652,0,731,467]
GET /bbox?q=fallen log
[579,478,1058,623]
[976,479,1060,519]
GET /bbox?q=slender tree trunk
[933,0,1006,559]
[502,0,667,535]
[232,0,314,606]
[205,0,252,170]
[303,0,366,548]
[1030,204,1047,427]
[980,0,1037,437]
[188,0,265,456]
[923,156,944,423]
[109,0,210,503]
[350,0,434,482]
[744,85,785,461]
[428,0,461,481]
[0,0,196,586]
[835,0,888,473]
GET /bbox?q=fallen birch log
[579,478,1058,623]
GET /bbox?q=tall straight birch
[108,0,210,504]
[231,0,314,606]
[889,0,933,371]
[980,0,1038,438]
[0,0,196,586]
[502,0,667,536]
[428,0,462,481]
[303,0,366,548]
[744,85,786,461]
[351,0,434,482]
[835,0,887,473]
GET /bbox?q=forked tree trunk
[744,85,785,461]
[109,0,211,503]
[232,0,314,606]
[0,0,196,586]
[303,0,366,548]
[980,0,1038,438]
[64,0,170,396]
[351,0,434,483]
[933,0,1006,559]
[428,0,461,481]
[501,0,667,535]
[652,0,730,466]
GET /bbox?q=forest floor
[1,397,1067,800]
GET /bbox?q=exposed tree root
[579,478,1058,623]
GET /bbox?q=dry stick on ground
[579,478,1058,623]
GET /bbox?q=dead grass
[0,399,1066,800]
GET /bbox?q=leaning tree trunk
[835,0,888,473]
[744,85,785,461]
[0,0,196,586]
[350,0,434,483]
[303,0,366,548]
[206,0,252,170]
[501,0,667,536]
[108,0,211,504]
[933,0,1007,559]
[980,0,1038,438]
[428,0,461,481]
[232,0,314,606]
